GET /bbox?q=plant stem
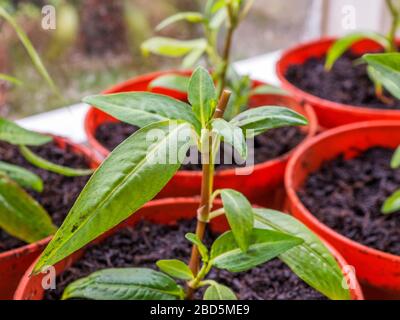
[386,0,399,52]
[186,90,231,300]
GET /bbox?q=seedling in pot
[34,67,350,300]
[142,0,286,120]
[0,118,93,246]
[325,0,400,104]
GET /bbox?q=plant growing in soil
[141,0,285,120]
[34,67,350,300]
[325,0,400,104]
[0,118,93,246]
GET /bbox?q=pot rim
[14,197,364,300]
[285,120,400,263]
[84,70,318,177]
[276,36,400,116]
[0,134,101,261]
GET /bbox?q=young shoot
[325,0,400,104]
[0,118,93,245]
[382,146,400,215]
[34,67,350,300]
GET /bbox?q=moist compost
[0,141,91,253]
[285,52,400,110]
[299,147,400,255]
[45,219,326,300]
[95,121,306,169]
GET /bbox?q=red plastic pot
[85,70,318,208]
[0,136,101,300]
[14,197,363,300]
[285,121,400,299]
[277,37,400,129]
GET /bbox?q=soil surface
[0,141,91,253]
[95,122,306,169]
[299,147,400,255]
[45,219,326,300]
[285,52,400,110]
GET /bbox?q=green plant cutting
[360,51,400,214]
[34,67,350,300]
[141,0,286,121]
[0,118,93,246]
[325,0,400,104]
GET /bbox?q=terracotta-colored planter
[15,197,363,300]
[85,70,318,208]
[0,136,101,300]
[285,121,400,299]
[277,37,400,129]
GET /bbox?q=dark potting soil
[45,220,326,300]
[299,147,400,255]
[0,141,91,253]
[285,52,400,110]
[95,121,306,170]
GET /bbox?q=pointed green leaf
[182,47,206,68]
[0,174,56,243]
[363,53,400,99]
[210,229,303,272]
[156,12,204,31]
[33,121,194,273]
[325,32,390,70]
[391,146,400,169]
[141,37,207,58]
[220,189,253,252]
[0,118,52,146]
[83,92,201,133]
[253,208,350,300]
[382,189,400,215]
[19,146,93,177]
[229,106,308,138]
[185,233,209,261]
[204,283,237,300]
[156,259,194,280]
[0,161,43,192]
[62,268,184,300]
[0,73,22,86]
[188,67,217,126]
[212,119,247,160]
[148,74,190,93]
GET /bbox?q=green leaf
[156,12,204,31]
[391,146,400,169]
[33,121,194,273]
[204,283,237,300]
[382,189,400,214]
[182,47,206,68]
[211,119,247,160]
[210,229,303,272]
[185,233,209,261]
[229,106,308,138]
[148,74,190,93]
[220,189,253,252]
[0,73,22,86]
[19,146,94,177]
[251,84,289,96]
[253,208,350,300]
[0,118,52,146]
[0,174,56,243]
[209,8,227,30]
[141,37,207,58]
[0,7,59,95]
[62,268,184,300]
[188,67,217,127]
[156,259,194,280]
[325,32,390,70]
[0,161,43,192]
[363,53,400,99]
[83,92,201,133]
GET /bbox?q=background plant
[34,67,350,300]
[0,118,93,245]
[325,0,400,104]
